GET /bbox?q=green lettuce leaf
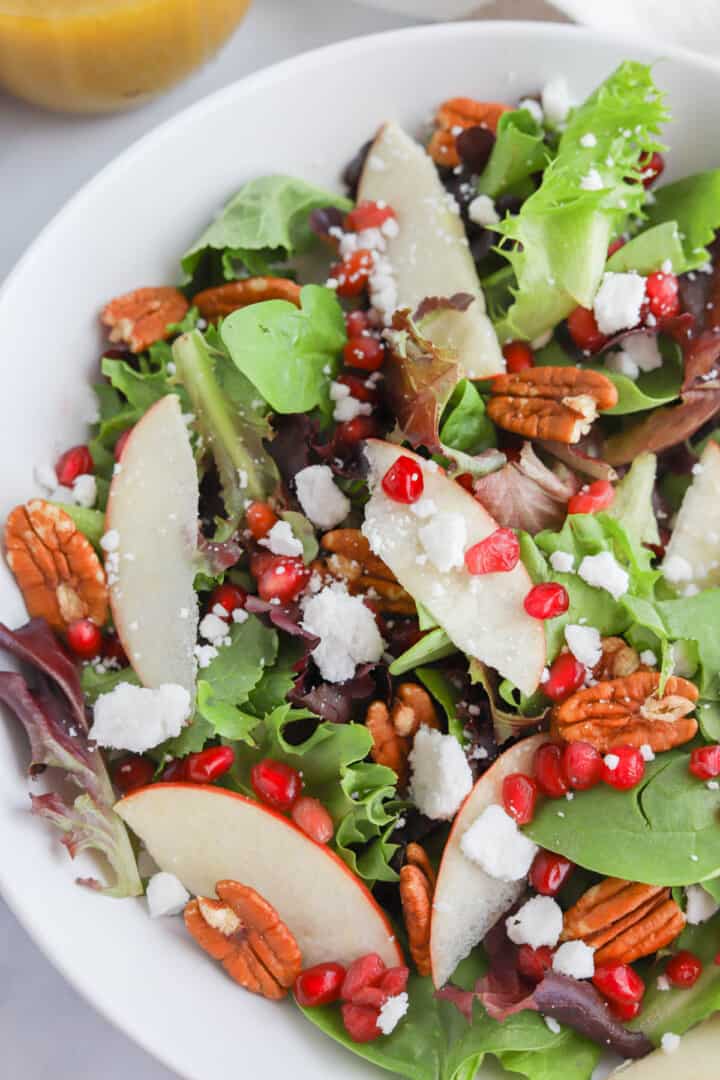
[80,664,139,704]
[389,628,457,677]
[607,452,660,545]
[605,221,686,275]
[200,617,278,705]
[195,681,258,743]
[416,667,465,742]
[645,170,720,272]
[476,108,549,200]
[54,505,106,549]
[439,380,496,456]
[657,591,720,698]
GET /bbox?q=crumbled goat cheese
[663,554,693,584]
[330,380,373,423]
[468,194,500,227]
[549,550,575,574]
[541,76,572,126]
[564,624,602,668]
[660,1033,681,1055]
[199,612,230,645]
[621,333,663,373]
[91,683,190,753]
[70,473,96,508]
[301,583,384,683]
[194,644,218,669]
[544,1016,561,1034]
[506,896,563,949]
[232,607,248,624]
[418,512,467,573]
[410,497,438,519]
[519,97,544,125]
[146,872,190,918]
[552,941,595,980]
[605,350,640,380]
[377,992,409,1035]
[593,272,647,335]
[580,168,604,191]
[639,649,657,666]
[640,744,655,762]
[578,551,629,600]
[409,726,473,821]
[460,804,538,882]
[685,884,720,925]
[580,132,597,148]
[295,464,351,531]
[604,753,620,771]
[656,975,671,992]
[100,529,120,552]
[259,520,304,558]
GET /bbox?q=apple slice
[363,440,546,695]
[430,733,549,988]
[611,1017,720,1078]
[662,440,720,592]
[116,784,402,968]
[105,394,199,695]
[357,121,504,379]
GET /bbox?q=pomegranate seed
[517,944,553,984]
[593,963,645,1006]
[66,618,103,659]
[331,249,374,298]
[294,962,346,1007]
[534,743,569,798]
[607,238,626,257]
[645,271,681,320]
[610,999,641,1022]
[562,740,603,790]
[567,479,615,516]
[246,501,278,540]
[567,307,608,353]
[114,428,132,462]
[465,528,520,575]
[209,582,247,619]
[352,986,388,1008]
[639,151,665,188]
[689,744,720,780]
[343,335,385,372]
[529,850,574,896]
[341,1003,381,1043]
[665,951,703,989]
[601,745,645,790]
[341,954,386,1000]
[524,583,569,620]
[345,200,396,232]
[715,952,720,966]
[502,341,534,373]
[251,758,302,811]
[257,557,311,604]
[543,653,586,703]
[345,309,371,337]
[381,456,424,504]
[502,773,539,826]
[335,373,378,404]
[186,745,235,783]
[102,632,128,666]
[291,795,334,844]
[160,758,188,782]
[334,415,380,446]
[379,966,409,996]
[112,755,154,795]
[55,445,93,486]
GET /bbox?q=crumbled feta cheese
[505,896,563,949]
[295,465,351,531]
[656,974,671,992]
[259,520,304,558]
[71,473,97,508]
[552,941,595,980]
[418,512,466,573]
[605,350,640,380]
[565,624,602,668]
[663,554,693,584]
[100,529,120,552]
[377,992,409,1035]
[639,649,657,666]
[460,804,538,882]
[331,384,373,423]
[194,644,218,669]
[593,272,647,335]
[580,168,604,191]
[232,607,248,624]
[146,872,190,918]
[661,1033,681,1055]
[685,884,720,925]
[410,497,438,519]
[580,132,597,148]
[519,97,544,125]
[541,76,572,126]
[91,683,190,753]
[639,744,655,762]
[409,726,473,821]
[301,583,384,683]
[468,194,500,227]
[544,1016,561,1034]
[604,753,620,771]
[578,551,629,600]
[199,612,230,644]
[549,551,575,574]
[621,333,663,373]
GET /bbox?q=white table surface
[0,1,560,1076]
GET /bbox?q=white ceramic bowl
[2,21,720,1080]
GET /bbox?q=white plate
[1,21,720,1080]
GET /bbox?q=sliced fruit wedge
[105,394,199,696]
[614,1017,720,1078]
[357,121,504,378]
[430,733,549,988]
[363,440,546,695]
[116,784,402,969]
[662,440,720,592]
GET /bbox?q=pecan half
[317,529,415,615]
[487,367,618,444]
[101,286,189,353]
[562,877,686,965]
[366,684,439,787]
[400,843,435,976]
[593,637,642,681]
[436,97,511,134]
[192,277,302,321]
[184,880,302,999]
[428,129,461,168]
[5,500,108,632]
[551,671,698,752]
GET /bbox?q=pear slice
[357,121,504,378]
[105,394,199,696]
[363,440,546,695]
[430,733,549,988]
[662,440,720,592]
[116,783,402,968]
[610,1017,720,1078]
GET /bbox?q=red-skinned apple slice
[105,394,199,695]
[363,440,546,695]
[116,784,402,968]
[357,121,504,378]
[662,440,720,592]
[430,733,550,988]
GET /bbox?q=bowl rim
[3,18,720,1079]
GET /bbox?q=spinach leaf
[476,109,549,200]
[440,380,496,456]
[646,170,720,272]
[657,590,720,698]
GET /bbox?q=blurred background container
[0,0,253,112]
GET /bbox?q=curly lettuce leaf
[81,663,140,704]
[645,170,720,272]
[476,109,549,200]
[494,61,668,342]
[605,221,686,274]
[606,451,660,546]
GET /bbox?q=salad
[3,58,720,1080]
